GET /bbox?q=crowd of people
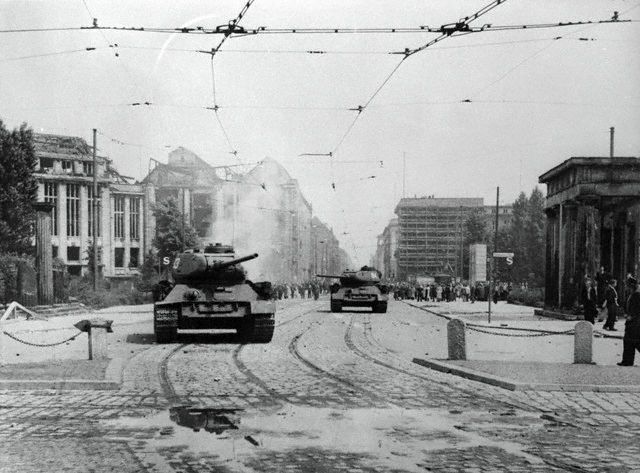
[271,280,329,300]
[390,281,512,304]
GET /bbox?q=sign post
[489,252,514,323]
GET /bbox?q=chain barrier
[2,330,83,347]
[466,325,575,337]
[405,301,580,338]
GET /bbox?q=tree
[0,120,37,254]
[464,209,488,245]
[523,187,546,286]
[495,188,546,286]
[152,196,198,261]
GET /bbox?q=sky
[2,0,639,267]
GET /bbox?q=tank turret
[172,244,258,285]
[317,265,382,286]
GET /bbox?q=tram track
[344,307,540,412]
[157,302,324,404]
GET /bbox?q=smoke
[207,159,295,283]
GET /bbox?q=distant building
[311,217,341,276]
[483,204,513,231]
[393,196,512,280]
[373,218,399,279]
[539,156,640,309]
[34,133,150,278]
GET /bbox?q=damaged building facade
[143,149,343,283]
[34,133,151,279]
[34,134,347,283]
[539,156,640,309]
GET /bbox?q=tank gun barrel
[211,253,258,270]
[316,274,343,279]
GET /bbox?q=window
[114,248,125,268]
[67,246,80,261]
[82,162,94,176]
[114,196,125,238]
[61,160,73,173]
[129,197,140,240]
[66,184,79,236]
[52,245,58,258]
[129,248,140,268]
[40,157,54,171]
[44,183,58,235]
[88,186,101,237]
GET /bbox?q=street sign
[493,252,514,265]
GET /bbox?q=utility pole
[488,186,499,323]
[610,126,615,158]
[92,129,98,291]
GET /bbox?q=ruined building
[143,150,339,283]
[34,133,151,278]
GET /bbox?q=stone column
[144,185,155,256]
[34,202,54,305]
[57,183,67,262]
[137,196,144,256]
[79,185,89,271]
[574,321,593,364]
[123,196,131,268]
[447,319,467,360]
[88,318,112,360]
[101,187,112,276]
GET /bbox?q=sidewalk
[409,300,640,392]
[0,298,307,390]
[0,303,154,390]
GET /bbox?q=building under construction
[395,197,484,280]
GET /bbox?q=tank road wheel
[330,300,342,313]
[239,317,275,344]
[373,301,387,314]
[155,327,177,344]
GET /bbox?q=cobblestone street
[1,299,639,472]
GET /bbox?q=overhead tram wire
[1,17,633,36]
[202,0,260,163]
[200,0,282,198]
[1,36,598,64]
[323,0,512,170]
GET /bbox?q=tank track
[155,327,177,344]
[240,317,275,343]
[373,301,388,313]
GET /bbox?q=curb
[412,358,640,393]
[0,379,119,390]
[0,356,126,391]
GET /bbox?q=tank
[153,243,275,343]
[318,266,389,313]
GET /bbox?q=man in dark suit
[602,278,619,331]
[618,275,640,366]
[581,276,598,324]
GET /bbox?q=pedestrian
[618,275,640,366]
[581,276,598,324]
[602,278,619,331]
[595,266,608,306]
